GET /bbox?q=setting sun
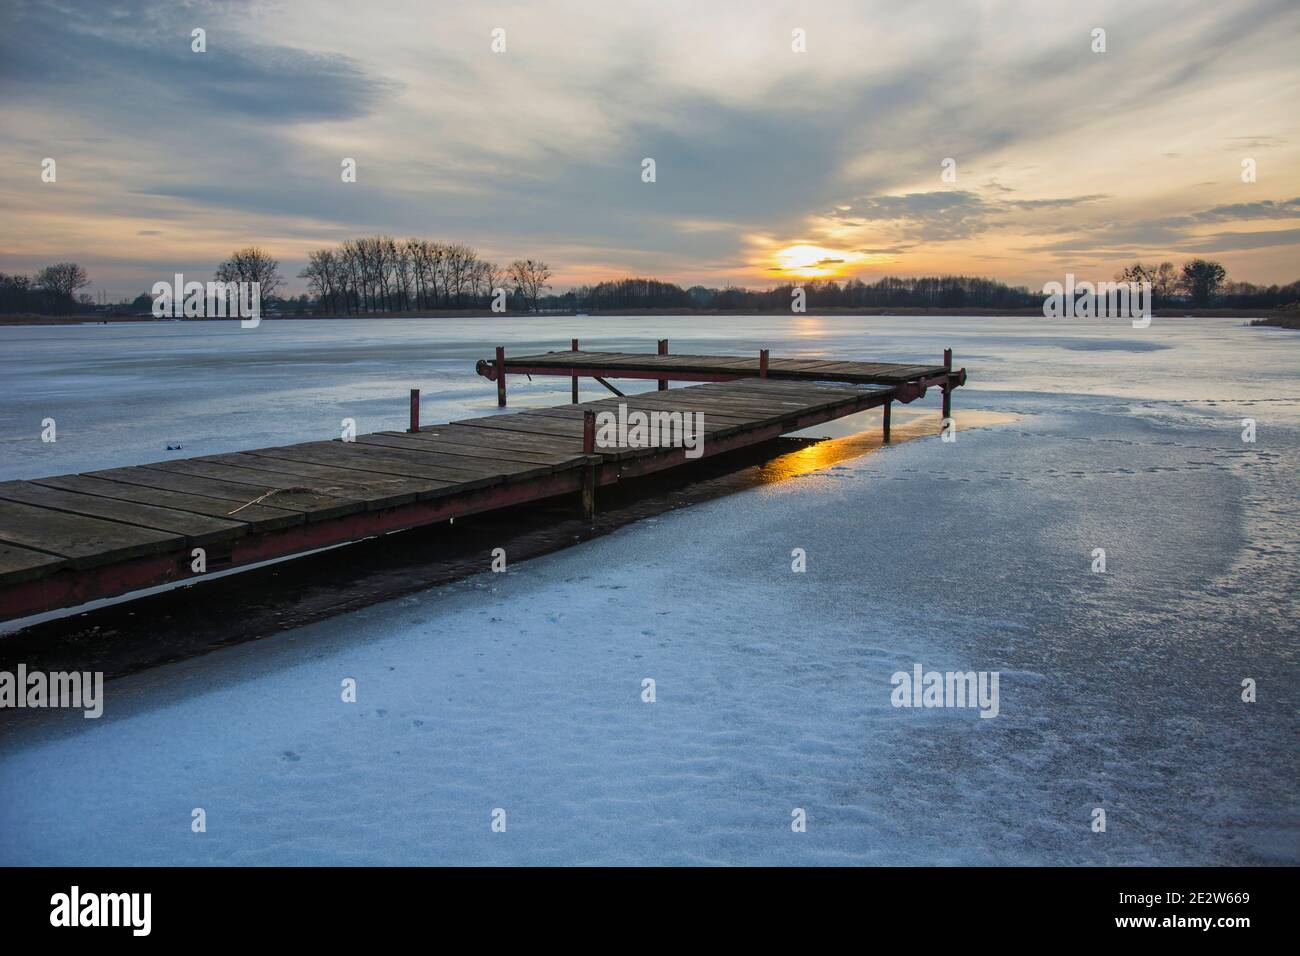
[771,244,866,279]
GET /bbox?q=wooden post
[581,409,597,520]
[942,348,953,422]
[408,388,420,433]
[495,346,506,407]
[883,400,892,444]
[657,339,668,391]
[571,338,579,404]
[759,349,769,379]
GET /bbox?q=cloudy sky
[2,0,1298,297]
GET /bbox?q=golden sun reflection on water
[755,410,1020,483]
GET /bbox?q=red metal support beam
[759,349,769,379]
[495,346,506,407]
[657,339,668,391]
[942,349,953,421]
[571,338,580,403]
[408,388,420,433]
[581,409,597,520]
[893,380,928,403]
[883,400,892,444]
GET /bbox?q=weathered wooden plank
[509,350,620,364]
[450,415,649,460]
[414,424,586,457]
[336,441,557,481]
[524,402,765,427]
[367,432,579,467]
[510,351,631,366]
[88,466,363,520]
[763,358,849,371]
[700,376,868,391]
[32,474,304,532]
[244,441,541,488]
[451,414,587,436]
[480,406,751,439]
[699,380,877,401]
[0,541,67,585]
[505,350,945,385]
[0,499,184,568]
[175,454,432,509]
[588,388,828,413]
[0,481,247,547]
[592,394,826,420]
[795,362,944,381]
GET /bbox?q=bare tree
[508,259,552,312]
[300,249,347,314]
[1152,261,1178,302]
[472,259,504,306]
[339,239,364,313]
[215,247,283,301]
[1179,259,1227,307]
[35,262,90,304]
[439,242,473,307]
[394,240,414,311]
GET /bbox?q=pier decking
[0,357,945,622]
[476,341,967,408]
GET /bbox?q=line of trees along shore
[545,263,1299,312]
[298,237,552,314]
[5,250,1299,315]
[0,262,91,314]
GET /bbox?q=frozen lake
[0,314,1297,865]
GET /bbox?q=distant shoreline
[1,307,1293,327]
[1250,313,1300,330]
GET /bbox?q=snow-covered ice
[0,315,1296,864]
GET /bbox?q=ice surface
[0,315,1296,864]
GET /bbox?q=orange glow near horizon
[771,244,861,279]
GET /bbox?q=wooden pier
[476,341,966,409]
[0,345,965,623]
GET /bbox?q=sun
[772,244,857,279]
